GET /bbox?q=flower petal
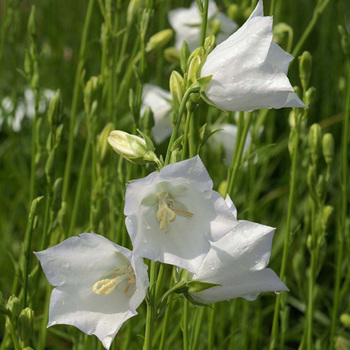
[190,219,288,303]
[35,233,148,349]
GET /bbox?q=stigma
[93,265,136,296]
[156,193,193,232]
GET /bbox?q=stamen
[157,193,193,232]
[93,265,136,296]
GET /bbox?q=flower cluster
[35,0,303,348]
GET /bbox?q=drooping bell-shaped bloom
[141,84,173,144]
[168,1,237,51]
[124,156,237,273]
[201,0,306,111]
[35,233,149,349]
[188,195,288,303]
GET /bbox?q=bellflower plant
[124,156,237,273]
[35,233,149,349]
[187,196,288,303]
[141,84,173,144]
[168,0,237,51]
[201,0,307,111]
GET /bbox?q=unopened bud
[169,70,184,109]
[97,123,115,164]
[188,55,201,84]
[127,0,143,28]
[306,234,313,251]
[204,35,216,55]
[84,76,101,111]
[308,123,322,164]
[146,29,173,53]
[335,336,350,350]
[218,180,227,198]
[180,41,191,74]
[27,6,36,39]
[47,90,62,127]
[24,50,32,77]
[164,47,180,64]
[340,314,350,329]
[18,307,34,346]
[299,51,312,91]
[6,296,21,319]
[322,133,334,165]
[322,205,333,230]
[141,106,155,132]
[273,22,293,45]
[188,47,205,66]
[212,20,221,37]
[107,130,157,164]
[227,4,239,22]
[304,87,316,107]
[316,175,325,200]
[307,165,317,190]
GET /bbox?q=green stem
[182,299,189,350]
[330,58,350,348]
[190,307,205,350]
[269,117,301,350]
[143,261,157,350]
[227,112,252,196]
[62,0,94,202]
[164,86,199,165]
[200,0,209,47]
[67,131,92,237]
[208,304,216,350]
[291,0,332,59]
[5,316,20,350]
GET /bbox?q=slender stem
[164,86,199,165]
[5,316,20,350]
[67,131,92,237]
[291,0,332,59]
[190,307,205,350]
[182,107,192,161]
[330,58,350,348]
[200,0,209,47]
[62,0,94,202]
[208,304,216,350]
[143,261,157,350]
[307,201,316,350]
[227,112,252,196]
[269,117,301,350]
[182,299,189,350]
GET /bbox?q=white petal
[124,156,237,273]
[201,0,306,111]
[35,233,148,349]
[141,84,173,144]
[191,220,288,303]
[159,156,213,192]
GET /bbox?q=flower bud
[187,55,201,84]
[322,133,334,165]
[273,22,293,45]
[335,336,350,350]
[188,47,205,66]
[304,87,316,107]
[218,180,228,198]
[316,175,325,200]
[180,41,191,74]
[6,295,21,319]
[47,89,62,127]
[169,70,184,109]
[27,6,36,39]
[164,47,180,64]
[227,4,239,22]
[204,35,216,55]
[108,130,157,164]
[97,123,115,164]
[127,0,143,28]
[340,314,350,329]
[212,20,221,37]
[299,51,312,91]
[146,29,173,53]
[307,165,317,191]
[18,307,34,346]
[141,106,155,132]
[322,205,333,231]
[308,123,322,164]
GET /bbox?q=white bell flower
[141,84,173,144]
[201,0,306,111]
[168,1,237,51]
[124,156,237,273]
[188,195,288,303]
[35,233,149,349]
